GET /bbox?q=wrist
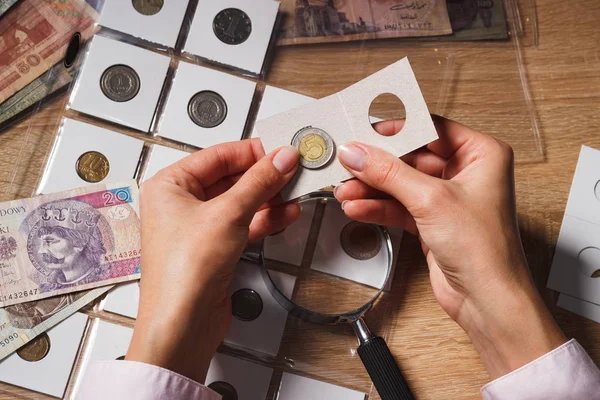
[460,284,566,380]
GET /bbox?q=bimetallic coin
[76,151,110,183]
[340,221,382,261]
[231,289,263,322]
[17,333,51,362]
[208,381,238,400]
[291,126,335,169]
[100,64,141,103]
[132,0,164,16]
[188,91,228,128]
[213,8,252,45]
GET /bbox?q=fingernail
[273,146,299,174]
[333,186,339,199]
[338,144,367,172]
[341,200,348,210]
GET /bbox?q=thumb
[337,142,438,212]
[225,145,299,221]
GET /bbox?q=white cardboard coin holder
[547,146,600,307]
[226,260,296,357]
[557,294,600,324]
[277,372,366,400]
[101,282,140,319]
[0,313,88,398]
[141,144,191,181]
[313,202,403,291]
[69,35,171,132]
[157,61,256,148]
[183,0,279,77]
[205,352,273,400]
[256,58,439,201]
[98,0,190,49]
[37,118,145,194]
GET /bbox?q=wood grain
[0,0,599,398]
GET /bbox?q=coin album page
[183,0,280,76]
[69,35,171,132]
[547,146,600,320]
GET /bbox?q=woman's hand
[334,116,566,379]
[126,139,300,382]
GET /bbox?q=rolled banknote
[0,180,141,307]
[0,286,110,360]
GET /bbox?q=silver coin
[291,126,335,169]
[231,289,263,322]
[100,65,140,103]
[188,91,228,128]
[340,221,382,261]
[213,8,252,45]
[132,0,164,16]
[208,381,238,400]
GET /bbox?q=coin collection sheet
[547,146,600,323]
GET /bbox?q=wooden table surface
[0,0,599,398]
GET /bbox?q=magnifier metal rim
[254,191,394,325]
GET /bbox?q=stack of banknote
[0,180,141,360]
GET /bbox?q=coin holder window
[183,0,279,76]
[98,0,190,49]
[157,61,256,148]
[141,144,190,181]
[225,260,295,356]
[0,313,87,398]
[277,372,366,400]
[37,119,144,194]
[101,282,140,319]
[312,202,403,290]
[205,353,273,400]
[72,320,133,397]
[69,35,171,132]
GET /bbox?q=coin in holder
[231,289,263,322]
[132,0,164,16]
[213,8,252,45]
[340,221,382,261]
[188,91,228,128]
[17,333,51,362]
[115,355,126,360]
[292,126,335,169]
[208,381,238,400]
[100,64,141,103]
[76,151,110,183]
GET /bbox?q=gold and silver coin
[213,8,252,45]
[188,91,228,128]
[231,289,263,322]
[208,381,238,400]
[76,151,110,183]
[17,333,51,362]
[291,126,335,169]
[340,221,382,261]
[132,0,164,16]
[100,64,141,103]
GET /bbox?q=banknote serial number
[0,333,18,347]
[0,289,38,302]
[104,249,141,262]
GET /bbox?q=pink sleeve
[481,339,600,399]
[76,360,221,400]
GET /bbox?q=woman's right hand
[334,116,566,379]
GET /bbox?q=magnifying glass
[244,192,414,400]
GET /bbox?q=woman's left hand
[126,139,300,382]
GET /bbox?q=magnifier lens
[263,196,391,316]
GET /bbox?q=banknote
[0,286,110,360]
[0,0,19,17]
[0,0,98,104]
[277,0,452,45]
[442,0,508,41]
[0,180,141,307]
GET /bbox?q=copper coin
[76,151,110,183]
[340,221,382,261]
[100,64,140,103]
[208,381,238,400]
[213,8,252,45]
[188,91,228,128]
[132,0,164,16]
[17,333,51,362]
[231,289,263,322]
[593,270,600,278]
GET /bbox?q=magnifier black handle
[357,336,415,400]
